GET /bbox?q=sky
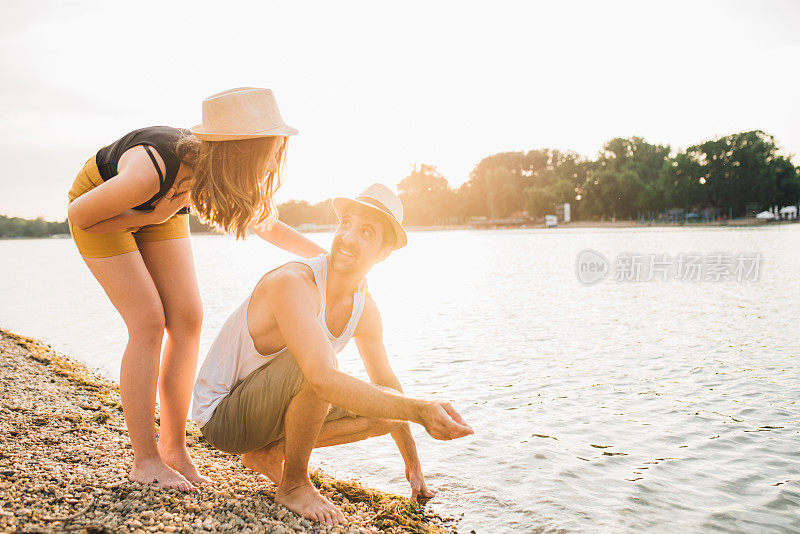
[1,0,799,220]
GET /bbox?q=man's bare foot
[275,482,347,525]
[157,443,213,485]
[129,457,195,492]
[241,443,284,485]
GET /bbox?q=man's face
[330,206,391,275]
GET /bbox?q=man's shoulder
[253,261,320,306]
[272,261,316,282]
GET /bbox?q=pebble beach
[0,329,456,534]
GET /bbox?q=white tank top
[191,254,367,427]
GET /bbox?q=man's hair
[343,203,396,248]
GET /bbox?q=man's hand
[418,401,473,440]
[406,467,436,503]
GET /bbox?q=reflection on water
[1,226,799,533]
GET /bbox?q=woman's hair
[175,133,288,239]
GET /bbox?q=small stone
[141,510,154,520]
[161,512,173,522]
[128,520,143,528]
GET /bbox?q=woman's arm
[79,191,189,234]
[67,146,162,231]
[251,220,327,258]
[79,209,157,234]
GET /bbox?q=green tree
[397,164,456,225]
[666,130,799,216]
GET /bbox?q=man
[192,184,473,526]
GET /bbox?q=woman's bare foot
[241,443,284,485]
[275,482,347,525]
[157,443,212,485]
[129,457,195,492]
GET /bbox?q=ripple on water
[1,227,799,533]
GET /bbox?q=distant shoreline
[282,218,799,233]
[0,218,796,241]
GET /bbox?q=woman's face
[265,137,285,174]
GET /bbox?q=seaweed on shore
[309,470,448,534]
[4,329,123,414]
[0,329,457,534]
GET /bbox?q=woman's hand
[149,187,189,224]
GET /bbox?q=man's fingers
[439,403,473,436]
[422,403,474,440]
[430,423,473,440]
[449,423,474,439]
[442,402,470,427]
[441,417,473,439]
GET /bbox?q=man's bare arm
[354,294,426,471]
[265,271,472,440]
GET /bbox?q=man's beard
[330,238,366,274]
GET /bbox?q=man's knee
[365,417,403,436]
[291,378,331,412]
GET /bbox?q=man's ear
[375,246,392,263]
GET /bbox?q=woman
[67,88,326,492]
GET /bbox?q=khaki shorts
[200,350,359,454]
[67,156,190,258]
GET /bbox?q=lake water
[1,226,799,533]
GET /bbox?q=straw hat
[190,87,298,141]
[333,183,407,249]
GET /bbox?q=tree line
[0,215,69,238]
[278,130,800,226]
[4,130,798,238]
[0,214,213,239]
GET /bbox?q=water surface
[1,226,798,533]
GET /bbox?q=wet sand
[0,329,455,534]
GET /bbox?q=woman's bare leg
[137,237,210,485]
[83,252,193,492]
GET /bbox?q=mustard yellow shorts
[67,156,190,258]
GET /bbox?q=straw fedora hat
[190,87,298,141]
[333,183,408,249]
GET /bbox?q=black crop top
[95,126,190,213]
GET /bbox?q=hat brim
[189,123,299,141]
[332,197,407,249]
